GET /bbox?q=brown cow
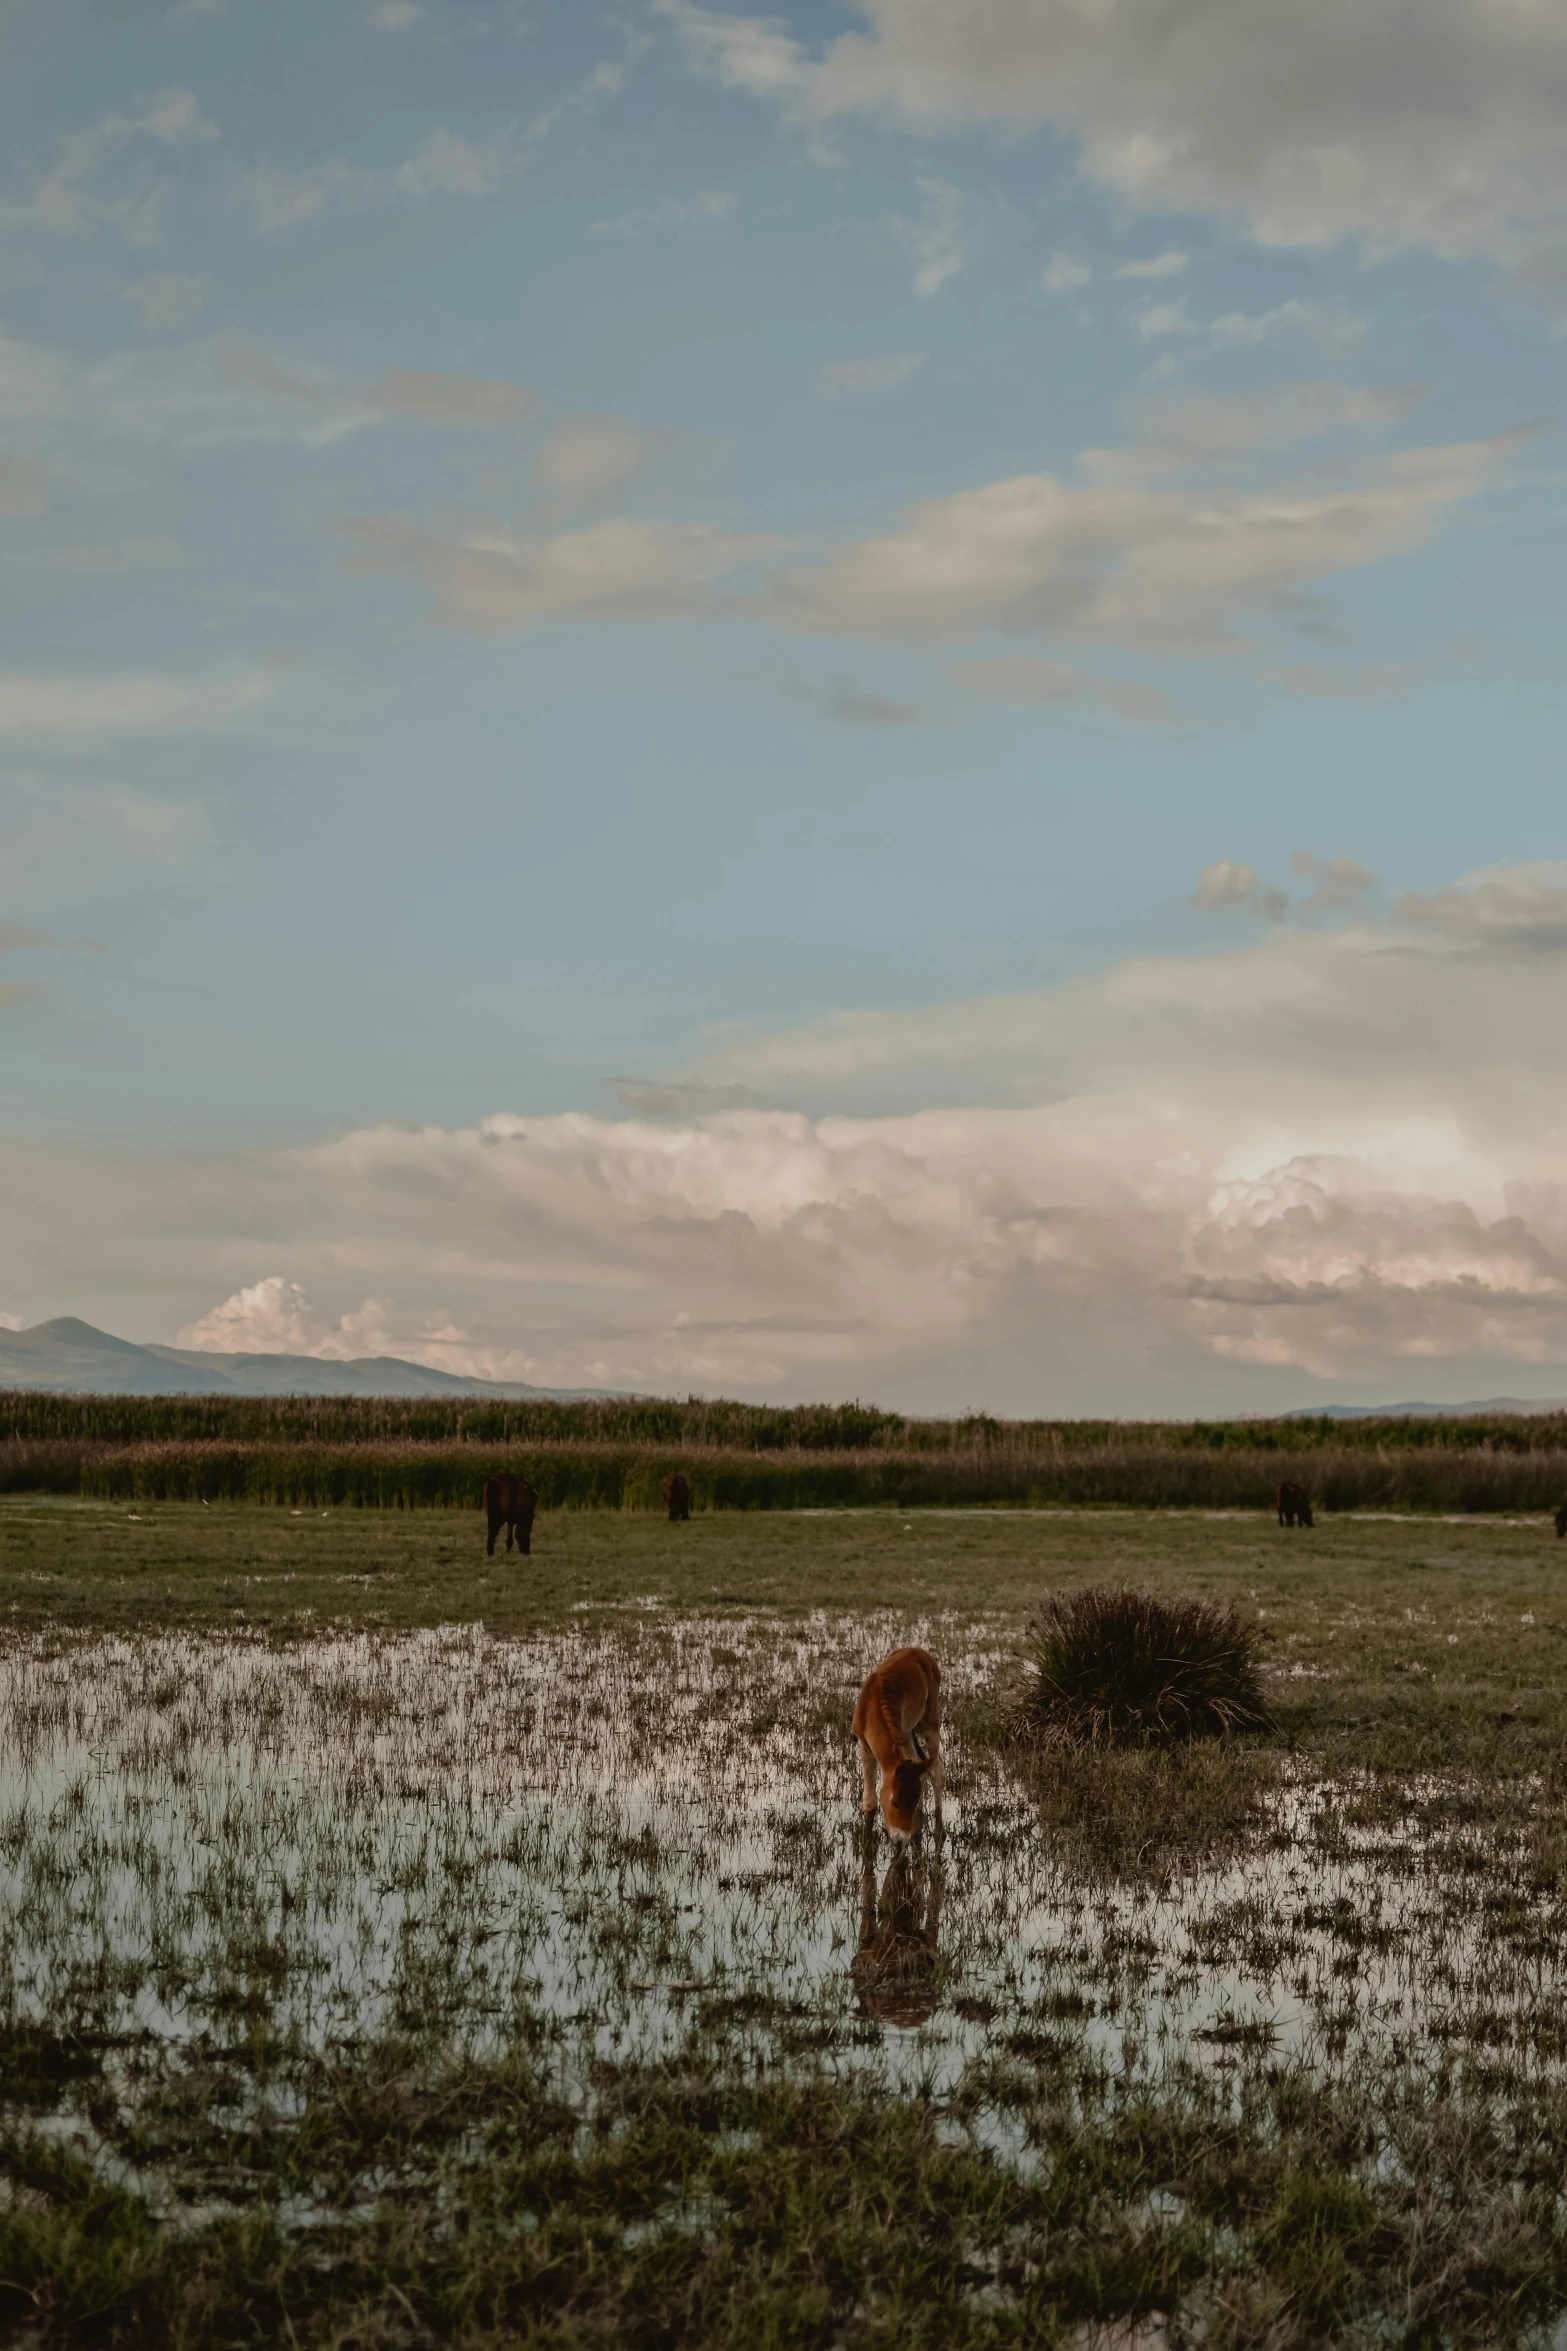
[663,1472,691,1522]
[483,1473,537,1557]
[1555,1503,1567,1540]
[853,1645,944,1843]
[1276,1480,1314,1529]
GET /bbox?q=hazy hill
[0,1318,611,1399]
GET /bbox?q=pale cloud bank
[18,865,1567,1400]
[348,382,1534,682]
[659,0,1567,267]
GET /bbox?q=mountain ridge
[0,1318,619,1400]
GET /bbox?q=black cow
[1555,1503,1567,1540]
[1276,1480,1314,1529]
[483,1473,537,1557]
[663,1472,691,1522]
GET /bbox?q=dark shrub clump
[1012,1585,1272,1748]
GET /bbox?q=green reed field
[9,1388,1567,1514]
[5,1499,1567,2347]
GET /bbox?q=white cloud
[895,175,968,295]
[1395,862,1567,949]
[120,272,211,333]
[337,385,1529,683]
[658,0,1567,268]
[1117,250,1188,280]
[818,351,925,397]
[1041,251,1091,293]
[343,513,783,629]
[766,407,1528,656]
[364,1,420,26]
[533,415,653,504]
[21,865,1567,1396]
[0,662,279,741]
[179,1277,395,1359]
[0,88,216,247]
[1135,297,1196,341]
[1193,859,1261,910]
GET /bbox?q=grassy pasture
[5,1502,1567,2346]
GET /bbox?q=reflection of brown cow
[1555,1503,1567,1540]
[1276,1480,1314,1529]
[851,1837,944,2027]
[483,1474,537,1557]
[663,1472,691,1522]
[853,1646,944,1842]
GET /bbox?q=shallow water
[3,1615,1564,2120]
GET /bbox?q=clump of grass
[1012,1586,1272,1749]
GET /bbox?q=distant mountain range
[0,1318,617,1400]
[1289,1398,1567,1418]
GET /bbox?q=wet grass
[4,1504,1567,2343]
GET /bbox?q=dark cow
[483,1473,537,1557]
[663,1472,691,1522]
[1276,1480,1314,1529]
[1555,1503,1567,1540]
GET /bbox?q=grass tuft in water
[1011,1587,1273,1750]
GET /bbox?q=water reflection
[853,1829,945,2027]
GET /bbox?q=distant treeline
[3,1400,1567,1514]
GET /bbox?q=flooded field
[6,1503,1567,2343]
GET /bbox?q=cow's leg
[857,1735,878,1817]
[922,1690,945,1828]
[486,1512,498,1558]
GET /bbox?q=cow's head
[881,1756,932,1842]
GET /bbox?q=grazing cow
[663,1472,691,1522]
[483,1473,537,1558]
[853,1645,944,1842]
[1276,1480,1314,1529]
[1555,1503,1567,1540]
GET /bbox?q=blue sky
[3,0,1567,1409]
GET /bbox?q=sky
[2,0,1567,1413]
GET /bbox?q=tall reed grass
[62,1434,1567,1512]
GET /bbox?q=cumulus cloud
[1192,858,1262,910]
[1395,862,1567,949]
[178,1277,395,1359]
[658,0,1567,267]
[16,863,1567,1395]
[342,513,782,630]
[818,351,926,398]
